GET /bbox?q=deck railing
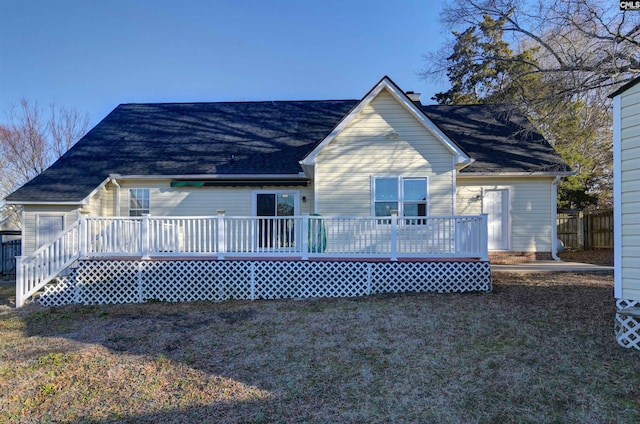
[80,212,488,260]
[16,220,81,307]
[16,212,488,307]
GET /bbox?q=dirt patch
[559,248,613,266]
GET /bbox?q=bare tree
[421,0,635,209]
[423,0,639,99]
[0,99,89,216]
[49,103,90,158]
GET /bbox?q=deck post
[301,214,309,260]
[141,214,150,260]
[390,211,398,261]
[15,255,24,308]
[217,210,226,260]
[137,261,144,302]
[480,213,489,261]
[78,213,87,259]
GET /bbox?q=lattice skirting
[38,259,492,307]
[615,299,640,350]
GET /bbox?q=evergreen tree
[430,13,611,210]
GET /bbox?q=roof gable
[300,76,470,172]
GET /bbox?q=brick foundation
[488,251,552,265]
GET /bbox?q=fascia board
[457,171,575,177]
[111,174,306,180]
[4,200,85,206]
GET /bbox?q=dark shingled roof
[6,101,357,202]
[420,104,572,174]
[608,76,640,98]
[5,99,570,203]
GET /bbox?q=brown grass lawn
[1,270,639,423]
[559,248,614,266]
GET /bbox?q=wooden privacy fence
[557,210,613,250]
[1,239,21,276]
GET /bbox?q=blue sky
[0,0,451,126]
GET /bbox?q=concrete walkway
[492,260,613,273]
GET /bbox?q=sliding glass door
[255,192,297,249]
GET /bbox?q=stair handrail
[16,219,81,307]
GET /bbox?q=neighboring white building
[612,76,640,349]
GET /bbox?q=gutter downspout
[551,176,561,261]
[110,177,121,216]
[313,165,318,214]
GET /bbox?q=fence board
[557,210,613,250]
[1,239,21,275]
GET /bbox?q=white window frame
[371,176,429,219]
[252,190,300,216]
[128,188,150,216]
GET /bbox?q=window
[402,178,428,218]
[129,189,150,216]
[374,177,399,217]
[373,177,428,220]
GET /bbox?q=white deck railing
[80,212,488,260]
[16,212,488,307]
[16,220,81,308]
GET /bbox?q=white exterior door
[483,189,509,250]
[36,215,64,248]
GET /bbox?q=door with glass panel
[256,193,297,249]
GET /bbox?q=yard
[1,264,639,423]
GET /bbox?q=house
[5,76,571,307]
[611,76,640,349]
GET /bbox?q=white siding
[315,89,455,216]
[83,184,115,216]
[20,181,315,255]
[457,176,555,252]
[116,180,315,217]
[619,81,640,300]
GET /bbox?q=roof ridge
[118,99,360,107]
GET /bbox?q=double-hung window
[373,177,428,222]
[129,189,150,216]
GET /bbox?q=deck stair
[16,219,81,307]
